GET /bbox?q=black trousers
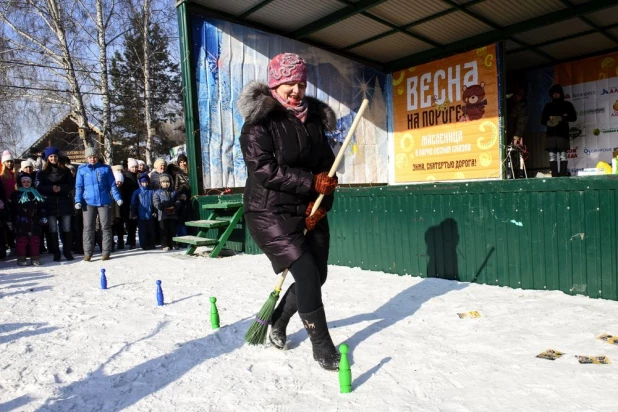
[137,219,156,250]
[159,219,176,248]
[126,219,138,247]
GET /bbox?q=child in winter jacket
[153,173,180,251]
[11,173,47,266]
[131,173,156,250]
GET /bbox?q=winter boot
[101,254,110,261]
[299,306,340,371]
[31,256,41,266]
[17,257,28,266]
[549,161,559,177]
[559,160,569,177]
[62,232,74,261]
[269,284,298,350]
[49,234,61,262]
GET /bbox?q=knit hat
[153,158,166,170]
[21,159,34,169]
[128,158,138,168]
[2,150,13,163]
[18,172,31,183]
[137,159,145,166]
[159,173,171,185]
[85,146,99,158]
[43,146,60,160]
[138,172,150,183]
[268,53,308,89]
[113,170,124,183]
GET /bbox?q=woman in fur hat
[238,53,340,371]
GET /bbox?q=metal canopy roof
[183,0,618,72]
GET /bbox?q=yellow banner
[392,45,500,183]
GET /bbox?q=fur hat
[159,173,172,185]
[138,172,150,183]
[21,159,34,169]
[112,164,123,172]
[268,53,308,89]
[128,158,138,168]
[2,150,13,163]
[113,170,124,183]
[85,146,99,158]
[43,146,60,160]
[153,158,166,170]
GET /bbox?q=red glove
[305,201,327,231]
[311,172,338,195]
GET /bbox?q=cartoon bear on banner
[459,82,487,121]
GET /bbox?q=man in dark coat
[541,84,577,177]
[238,53,340,371]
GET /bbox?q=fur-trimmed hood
[237,81,337,132]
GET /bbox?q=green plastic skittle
[339,343,351,393]
[210,297,220,329]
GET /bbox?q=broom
[244,98,370,345]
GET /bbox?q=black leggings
[289,251,327,313]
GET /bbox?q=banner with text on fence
[392,44,500,183]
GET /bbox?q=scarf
[270,89,308,123]
[46,164,64,182]
[17,187,45,204]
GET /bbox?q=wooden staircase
[173,200,243,257]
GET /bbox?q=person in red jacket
[238,53,340,371]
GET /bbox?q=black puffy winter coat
[35,165,74,217]
[541,84,577,151]
[238,81,337,273]
[120,170,139,219]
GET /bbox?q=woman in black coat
[35,147,75,261]
[238,53,340,371]
[541,84,577,177]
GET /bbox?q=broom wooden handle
[274,98,369,292]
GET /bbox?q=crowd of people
[0,147,192,265]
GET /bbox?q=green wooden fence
[195,176,618,301]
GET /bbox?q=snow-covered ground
[1,247,617,412]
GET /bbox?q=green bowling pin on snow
[210,297,220,329]
[339,343,351,393]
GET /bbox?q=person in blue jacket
[74,146,122,261]
[130,173,156,250]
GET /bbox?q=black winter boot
[269,284,298,350]
[559,160,569,177]
[49,234,61,262]
[62,232,74,261]
[549,161,559,177]
[299,306,340,371]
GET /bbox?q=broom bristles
[244,290,280,345]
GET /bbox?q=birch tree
[0,0,94,148]
[76,0,119,162]
[142,0,154,166]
